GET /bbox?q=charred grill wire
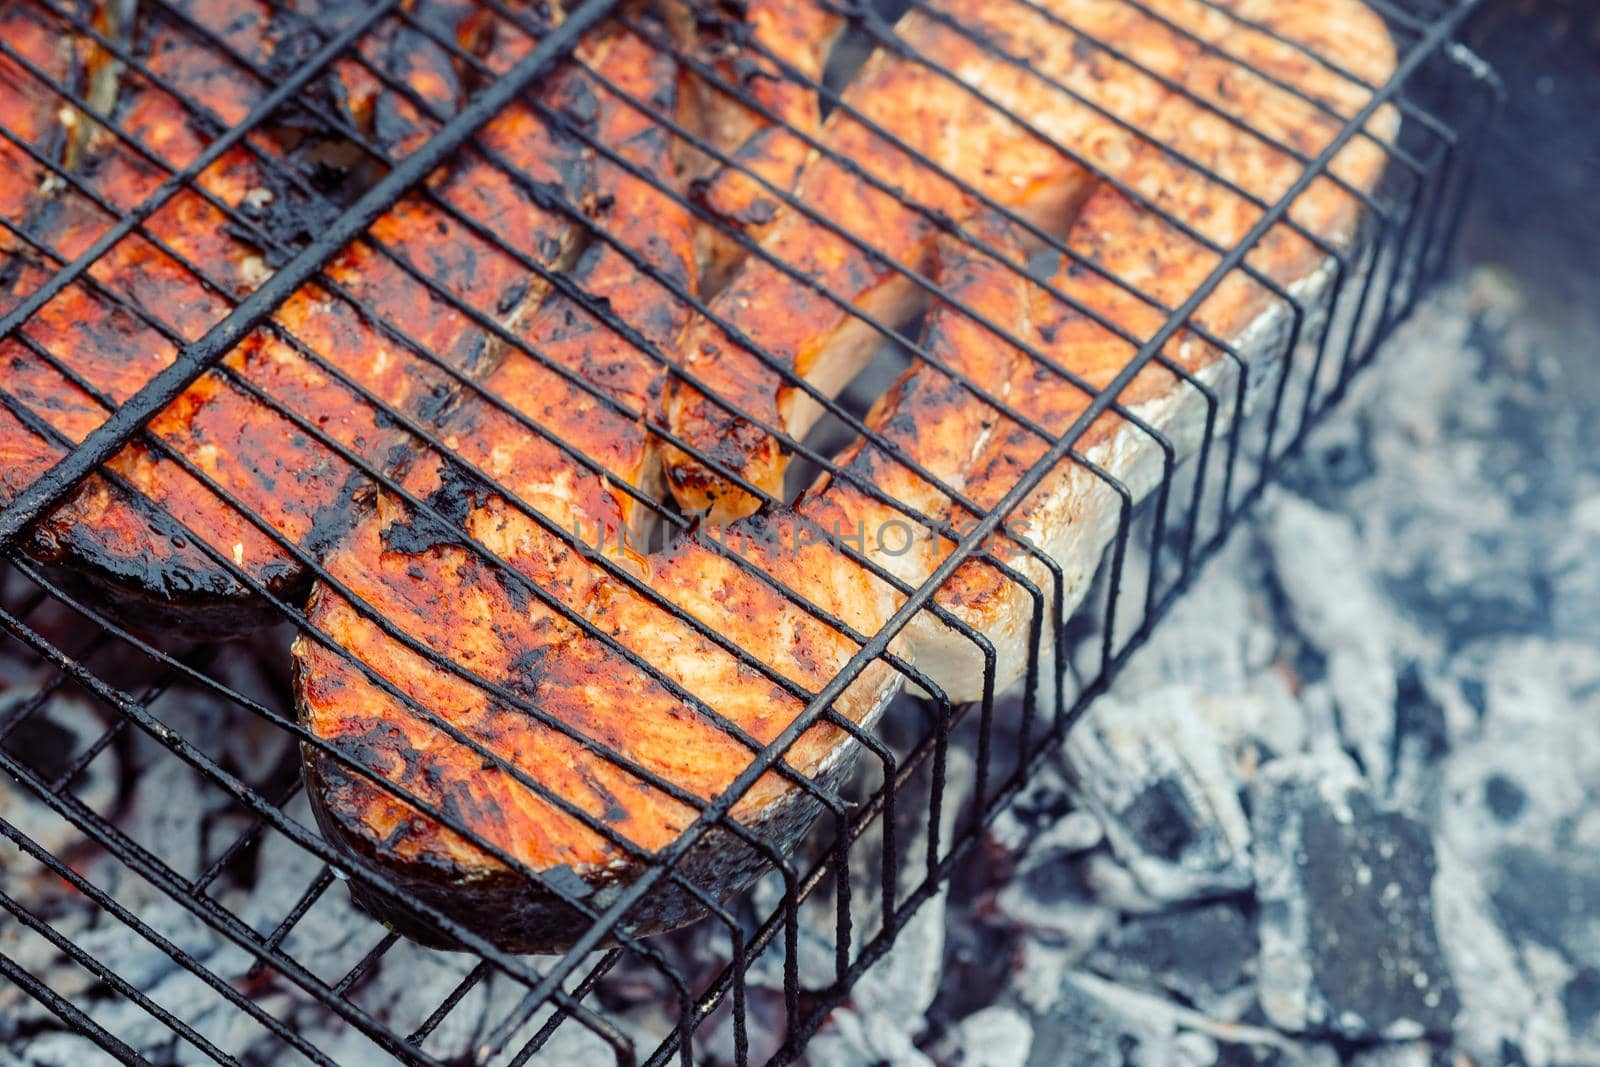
[0,0,1495,1064]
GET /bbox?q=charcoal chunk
[1023,971,1333,1067]
[1064,691,1253,902]
[1564,968,1600,1037]
[1086,901,1256,1010]
[1252,754,1459,1039]
[1487,846,1600,964]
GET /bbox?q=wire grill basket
[0,0,1496,1062]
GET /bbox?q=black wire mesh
[0,0,1497,1062]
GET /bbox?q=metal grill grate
[0,0,1497,1063]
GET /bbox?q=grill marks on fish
[324,0,497,159]
[0,0,846,630]
[0,0,310,603]
[0,4,79,232]
[297,22,705,893]
[296,24,732,940]
[660,0,1210,523]
[0,1,618,630]
[0,2,95,527]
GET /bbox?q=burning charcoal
[1063,689,1254,902]
[1084,901,1257,1015]
[1252,753,1459,1039]
[1261,492,1404,788]
[1022,976,1152,1067]
[1022,807,1105,861]
[1021,970,1336,1067]
[1074,850,1168,915]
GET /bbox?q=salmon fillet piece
[0,0,860,635]
[298,24,711,948]
[906,0,1401,700]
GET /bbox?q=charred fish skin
[299,685,882,952]
[0,1,596,637]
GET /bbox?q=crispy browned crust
[0,4,76,233]
[297,23,715,947]
[0,1,597,636]
[294,1,1084,955]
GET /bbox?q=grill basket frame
[0,0,1499,1063]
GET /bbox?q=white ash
[1260,494,1408,789]
[949,1005,1033,1067]
[1062,686,1255,902]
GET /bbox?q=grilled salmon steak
[0,0,604,633]
[294,0,1400,951]
[0,0,823,636]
